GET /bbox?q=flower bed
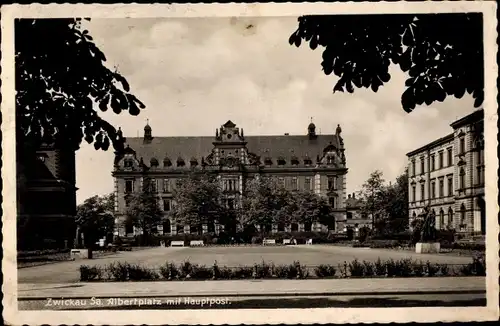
[79,256,486,282]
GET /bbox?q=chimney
[352,193,356,199]
[284,133,289,136]
[348,194,351,199]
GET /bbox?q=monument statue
[420,205,437,242]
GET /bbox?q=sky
[76,17,475,204]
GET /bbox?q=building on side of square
[112,120,348,236]
[17,141,78,250]
[406,109,485,237]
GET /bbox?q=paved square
[18,245,475,284]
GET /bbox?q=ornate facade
[112,120,348,236]
[407,109,485,236]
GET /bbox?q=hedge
[80,255,485,282]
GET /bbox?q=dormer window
[190,158,198,167]
[304,157,312,166]
[177,157,185,167]
[150,157,159,167]
[124,159,133,168]
[163,157,172,167]
[264,157,273,166]
[277,157,286,166]
[291,156,299,166]
[327,156,335,165]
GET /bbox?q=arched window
[439,209,445,229]
[291,156,299,166]
[277,157,286,166]
[190,157,198,168]
[448,207,454,227]
[291,223,299,232]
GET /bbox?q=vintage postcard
[1,2,499,325]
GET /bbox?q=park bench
[283,239,291,245]
[190,240,204,247]
[170,241,185,247]
[306,239,313,245]
[262,239,276,246]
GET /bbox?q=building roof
[406,133,454,157]
[450,108,484,129]
[122,133,344,168]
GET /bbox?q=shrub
[190,264,213,280]
[425,261,440,277]
[80,265,102,281]
[357,227,371,242]
[460,255,486,276]
[368,240,401,249]
[107,262,129,281]
[180,261,194,277]
[251,236,262,245]
[395,258,413,277]
[362,261,375,277]
[233,266,254,279]
[314,264,337,278]
[412,261,425,277]
[438,264,450,276]
[348,259,365,277]
[128,264,158,281]
[273,265,290,278]
[385,259,398,277]
[159,262,180,279]
[253,261,273,278]
[373,258,386,276]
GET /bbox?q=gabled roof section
[223,120,236,128]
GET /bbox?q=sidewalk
[18,277,486,300]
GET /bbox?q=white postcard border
[2,2,499,324]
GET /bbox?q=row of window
[411,176,454,202]
[411,204,468,229]
[411,147,454,176]
[124,154,341,169]
[124,176,339,194]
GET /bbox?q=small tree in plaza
[291,190,334,231]
[76,193,116,249]
[124,178,163,245]
[170,172,228,235]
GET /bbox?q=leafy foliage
[16,18,145,152]
[124,178,163,242]
[170,173,228,232]
[291,190,334,228]
[76,193,115,247]
[359,170,409,235]
[289,13,483,112]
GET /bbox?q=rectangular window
[438,152,443,169]
[447,177,453,196]
[304,177,311,191]
[163,199,171,211]
[163,179,170,193]
[460,138,465,154]
[431,181,436,199]
[476,166,482,185]
[420,183,425,201]
[125,180,134,193]
[150,179,158,193]
[278,178,285,188]
[412,186,416,202]
[420,157,425,174]
[327,176,337,191]
[176,179,182,188]
[125,196,131,208]
[430,155,435,171]
[439,179,444,197]
[329,197,335,208]
[411,160,416,176]
[291,177,298,190]
[447,148,453,166]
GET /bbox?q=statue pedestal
[416,242,440,254]
[70,249,90,259]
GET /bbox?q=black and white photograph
[1,2,498,324]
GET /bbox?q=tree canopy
[76,193,115,247]
[16,18,145,152]
[289,13,483,112]
[124,178,163,239]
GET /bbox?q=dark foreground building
[113,120,349,236]
[17,142,77,250]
